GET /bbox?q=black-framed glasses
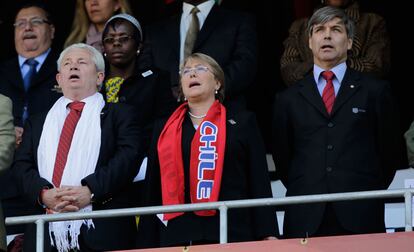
[103,35,133,45]
[14,18,50,29]
[180,65,210,77]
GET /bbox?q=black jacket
[272,68,403,237]
[139,109,277,247]
[13,101,144,251]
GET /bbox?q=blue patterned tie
[23,58,38,91]
[22,58,38,124]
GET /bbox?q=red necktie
[321,71,335,115]
[52,101,85,187]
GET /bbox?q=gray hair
[57,43,105,72]
[307,6,355,39]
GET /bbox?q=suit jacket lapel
[331,69,361,116]
[31,50,58,88]
[299,74,330,118]
[193,4,220,51]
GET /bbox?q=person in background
[0,94,15,252]
[13,43,143,251]
[64,0,131,52]
[140,53,277,247]
[0,2,61,147]
[273,6,402,238]
[102,13,176,157]
[143,0,257,111]
[0,2,62,238]
[280,0,390,86]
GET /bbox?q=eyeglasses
[14,18,50,29]
[181,65,210,77]
[103,35,133,45]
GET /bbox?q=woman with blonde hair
[64,0,131,52]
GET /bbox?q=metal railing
[6,188,414,251]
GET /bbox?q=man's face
[14,7,55,58]
[308,17,352,69]
[56,48,104,99]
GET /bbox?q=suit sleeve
[244,113,278,238]
[0,96,15,174]
[13,117,52,206]
[223,13,258,97]
[272,92,292,186]
[376,81,403,187]
[82,105,144,202]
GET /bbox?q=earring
[103,52,107,57]
[184,96,187,101]
[215,89,218,94]
[136,49,140,56]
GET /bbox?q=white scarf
[37,92,105,252]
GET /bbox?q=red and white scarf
[157,100,226,220]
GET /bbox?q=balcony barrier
[6,188,414,252]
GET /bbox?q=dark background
[0,0,410,152]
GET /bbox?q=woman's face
[181,58,220,103]
[103,21,138,68]
[85,0,120,26]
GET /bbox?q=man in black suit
[143,0,257,110]
[0,3,62,237]
[0,2,61,146]
[13,43,143,251]
[272,6,402,238]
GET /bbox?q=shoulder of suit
[347,69,389,91]
[103,102,136,116]
[226,109,256,127]
[0,56,17,70]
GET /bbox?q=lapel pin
[228,119,236,125]
[142,70,153,77]
[350,84,355,88]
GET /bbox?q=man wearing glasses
[0,2,62,241]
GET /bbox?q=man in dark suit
[0,3,62,237]
[13,43,143,251]
[143,0,257,110]
[272,6,402,238]
[0,2,61,146]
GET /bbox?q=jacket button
[326,167,332,172]
[119,96,126,102]
[328,122,334,128]
[327,145,334,150]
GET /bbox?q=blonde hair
[64,0,132,48]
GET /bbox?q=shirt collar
[18,48,51,68]
[63,92,100,109]
[183,0,215,18]
[313,62,347,84]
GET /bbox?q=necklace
[188,111,206,119]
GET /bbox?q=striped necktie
[321,71,335,115]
